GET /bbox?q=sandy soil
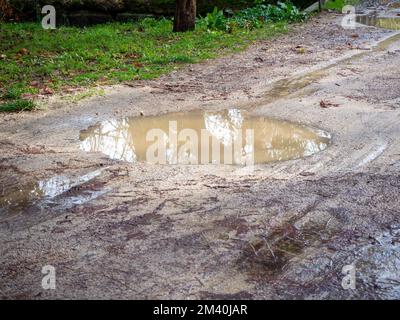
[1,11,400,299]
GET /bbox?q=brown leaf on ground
[125,53,142,59]
[30,81,40,87]
[64,88,78,93]
[320,100,340,108]
[133,62,143,68]
[22,146,45,154]
[42,87,54,95]
[18,48,29,55]
[21,93,35,100]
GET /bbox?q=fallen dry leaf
[133,62,143,68]
[42,87,54,95]
[21,93,35,100]
[320,100,340,108]
[64,88,78,93]
[23,146,44,154]
[30,81,40,87]
[18,48,29,55]
[125,53,141,59]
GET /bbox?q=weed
[0,99,36,112]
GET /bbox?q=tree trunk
[173,0,196,32]
[0,0,15,21]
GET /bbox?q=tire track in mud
[246,31,400,111]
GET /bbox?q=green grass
[0,17,289,112]
[323,0,361,11]
[323,0,345,11]
[0,99,36,112]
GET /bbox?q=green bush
[272,1,306,22]
[236,1,306,25]
[203,7,230,31]
[201,1,306,31]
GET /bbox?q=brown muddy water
[357,15,400,30]
[79,109,331,165]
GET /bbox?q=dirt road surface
[1,11,400,299]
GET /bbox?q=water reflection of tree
[79,110,330,165]
[0,170,103,214]
[255,120,329,162]
[80,119,136,163]
[204,109,244,164]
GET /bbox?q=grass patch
[0,99,36,112]
[0,2,305,112]
[323,0,361,12]
[324,0,345,11]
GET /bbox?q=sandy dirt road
[1,10,400,299]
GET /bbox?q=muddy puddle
[357,15,400,30]
[79,109,330,165]
[0,169,106,216]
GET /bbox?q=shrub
[203,7,230,31]
[202,1,307,31]
[236,1,306,27]
[0,0,17,21]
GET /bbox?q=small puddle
[79,109,330,165]
[357,15,400,30]
[0,169,105,215]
